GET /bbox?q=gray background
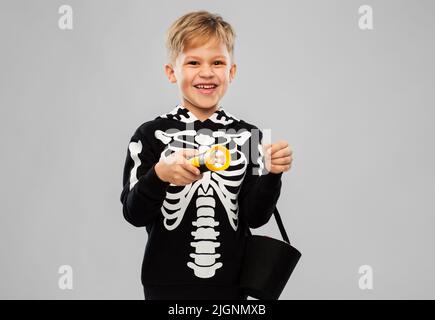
[1,0,434,299]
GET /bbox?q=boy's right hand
[154,149,203,186]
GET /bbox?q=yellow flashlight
[189,145,231,172]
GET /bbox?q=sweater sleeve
[120,125,170,227]
[238,128,283,229]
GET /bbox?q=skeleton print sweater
[120,104,283,287]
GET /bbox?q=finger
[271,156,292,165]
[271,146,292,159]
[182,162,201,176]
[180,167,201,183]
[180,148,200,159]
[269,141,289,155]
[271,164,292,172]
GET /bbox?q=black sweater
[120,104,283,287]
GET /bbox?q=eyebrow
[185,55,228,60]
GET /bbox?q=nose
[198,64,214,78]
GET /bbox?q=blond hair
[165,11,236,64]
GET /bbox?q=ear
[164,63,177,83]
[229,63,237,83]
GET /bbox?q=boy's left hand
[263,141,293,174]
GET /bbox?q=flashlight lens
[216,150,225,165]
[203,145,231,171]
[210,150,225,168]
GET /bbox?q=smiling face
[165,37,237,120]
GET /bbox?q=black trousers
[144,284,248,300]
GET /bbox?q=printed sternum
[187,185,223,278]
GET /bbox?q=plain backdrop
[1,0,434,299]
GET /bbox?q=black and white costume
[120,104,283,299]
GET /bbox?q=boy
[120,11,293,300]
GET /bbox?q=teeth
[195,84,216,89]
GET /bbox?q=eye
[187,61,199,65]
[214,60,225,65]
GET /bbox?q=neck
[181,101,219,122]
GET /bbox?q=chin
[200,104,219,110]
[190,99,220,109]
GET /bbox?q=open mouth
[194,84,218,95]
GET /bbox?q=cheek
[182,79,190,90]
[218,83,229,95]
[179,77,192,91]
[181,72,195,88]
[218,72,231,90]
